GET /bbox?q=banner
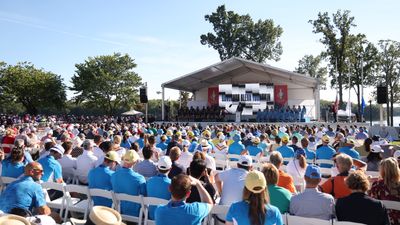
[208,86,219,106]
[274,85,288,106]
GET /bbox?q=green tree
[377,40,400,126]
[71,53,142,115]
[294,54,328,89]
[200,5,283,63]
[345,34,379,121]
[1,62,66,114]
[309,10,356,106]
[179,91,192,108]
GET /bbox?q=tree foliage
[377,40,400,126]
[0,62,66,114]
[309,10,356,106]
[71,53,142,115]
[200,5,283,63]
[294,54,328,89]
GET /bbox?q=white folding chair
[204,204,230,225]
[88,188,115,209]
[64,184,90,222]
[227,154,241,169]
[315,159,335,168]
[114,193,143,224]
[41,182,67,220]
[283,157,294,165]
[381,200,400,211]
[365,171,380,179]
[142,196,169,225]
[286,214,332,225]
[0,176,17,192]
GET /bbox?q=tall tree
[377,40,400,126]
[71,53,142,115]
[1,62,66,114]
[345,34,379,121]
[294,54,328,89]
[309,10,356,106]
[200,5,283,63]
[179,91,192,108]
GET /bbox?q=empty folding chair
[142,196,169,225]
[287,214,332,225]
[64,184,90,222]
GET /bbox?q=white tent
[121,109,143,116]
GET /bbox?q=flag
[333,92,339,113]
[361,96,366,115]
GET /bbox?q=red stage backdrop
[208,86,219,106]
[274,85,288,106]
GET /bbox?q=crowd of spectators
[0,118,399,224]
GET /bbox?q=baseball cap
[245,171,267,194]
[182,139,191,147]
[393,150,400,159]
[281,134,289,143]
[105,151,120,162]
[279,127,287,133]
[0,215,30,225]
[305,165,321,179]
[158,156,172,170]
[371,145,384,153]
[346,138,355,145]
[252,137,260,144]
[122,150,139,164]
[201,139,209,147]
[50,144,65,156]
[322,135,330,143]
[238,155,253,167]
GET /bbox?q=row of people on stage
[176,106,225,122]
[257,105,307,122]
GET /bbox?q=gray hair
[82,140,93,150]
[269,151,283,168]
[14,139,25,148]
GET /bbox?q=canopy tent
[161,57,320,121]
[121,109,143,116]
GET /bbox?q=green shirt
[268,184,292,213]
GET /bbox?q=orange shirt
[278,170,296,193]
[320,174,351,199]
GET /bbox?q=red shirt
[1,136,15,154]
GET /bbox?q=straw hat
[0,215,30,225]
[70,206,126,225]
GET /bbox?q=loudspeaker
[140,87,148,103]
[377,86,388,104]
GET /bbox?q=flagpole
[348,62,351,122]
[361,57,364,122]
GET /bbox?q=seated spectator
[155,174,213,225]
[187,159,216,203]
[147,135,162,162]
[290,165,335,220]
[38,144,64,183]
[156,135,168,152]
[336,170,390,225]
[168,146,186,179]
[269,151,296,193]
[276,135,295,163]
[112,135,126,159]
[95,141,114,167]
[1,147,26,178]
[134,145,158,178]
[88,151,120,207]
[75,140,98,184]
[338,139,360,159]
[316,135,336,168]
[177,140,193,170]
[146,156,172,220]
[301,137,316,161]
[58,141,77,182]
[269,136,281,152]
[227,134,245,157]
[225,171,283,225]
[320,153,353,199]
[369,157,400,224]
[262,163,291,214]
[245,137,263,157]
[289,135,301,152]
[362,145,384,172]
[286,149,307,191]
[92,135,104,159]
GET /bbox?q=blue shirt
[188,141,198,153]
[155,201,210,225]
[0,176,46,213]
[136,138,145,149]
[88,165,114,207]
[247,145,263,156]
[304,147,316,160]
[37,155,63,182]
[226,201,283,225]
[146,174,171,220]
[120,140,131,149]
[111,167,146,216]
[316,145,336,168]
[228,142,245,160]
[1,158,25,178]
[156,142,168,151]
[277,145,295,159]
[338,146,360,159]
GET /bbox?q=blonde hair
[113,135,122,145]
[261,163,279,185]
[380,157,400,189]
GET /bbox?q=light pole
[156,91,161,121]
[369,99,372,126]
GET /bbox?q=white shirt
[58,155,77,182]
[150,146,163,162]
[177,151,193,170]
[286,159,306,187]
[93,146,104,159]
[76,150,98,184]
[217,168,248,205]
[205,153,216,171]
[115,147,126,159]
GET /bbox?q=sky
[1,0,399,105]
